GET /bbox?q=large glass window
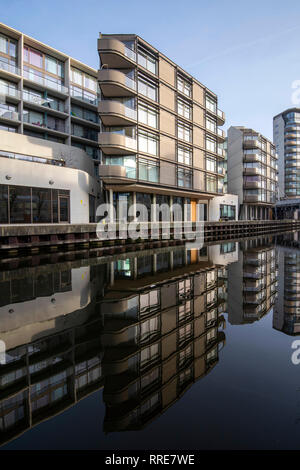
[139,157,159,182]
[207,176,217,192]
[206,95,217,113]
[138,74,158,101]
[177,75,192,97]
[206,136,216,153]
[220,204,236,220]
[177,167,192,188]
[206,156,216,172]
[71,105,98,123]
[178,120,192,142]
[178,145,192,165]
[178,98,192,119]
[138,102,158,128]
[0,185,70,224]
[138,130,158,155]
[137,46,157,74]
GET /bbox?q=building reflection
[227,237,278,324]
[273,232,300,335]
[0,243,238,445]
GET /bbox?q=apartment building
[227,126,278,220]
[0,22,101,224]
[97,34,228,223]
[273,108,300,199]
[273,233,300,335]
[0,245,231,444]
[227,237,278,325]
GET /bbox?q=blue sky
[2,0,300,140]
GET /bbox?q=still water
[0,233,300,450]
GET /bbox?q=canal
[0,232,300,450]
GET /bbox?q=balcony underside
[100,113,136,127]
[99,51,135,69]
[99,82,136,98]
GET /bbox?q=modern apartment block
[227,238,278,324]
[273,108,300,199]
[227,126,278,220]
[97,34,229,222]
[0,22,101,224]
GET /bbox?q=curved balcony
[99,164,130,184]
[217,109,225,125]
[243,139,261,149]
[243,167,260,176]
[99,132,137,155]
[98,100,137,126]
[217,128,226,142]
[244,181,260,189]
[98,69,137,98]
[243,195,260,203]
[98,38,136,69]
[244,153,261,163]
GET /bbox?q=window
[177,167,192,188]
[138,130,158,155]
[137,46,157,74]
[71,123,98,141]
[220,204,236,220]
[140,316,160,343]
[206,136,216,153]
[178,145,192,165]
[139,157,159,182]
[177,75,191,97]
[206,95,217,113]
[138,102,158,128]
[178,323,193,347]
[178,120,192,142]
[140,344,160,370]
[206,156,216,172]
[23,109,44,126]
[207,175,217,192]
[138,74,158,101]
[140,290,160,315]
[206,116,216,133]
[178,98,191,119]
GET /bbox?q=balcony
[244,152,261,163]
[98,69,137,97]
[217,127,225,142]
[243,195,261,203]
[98,100,137,126]
[0,59,21,77]
[99,132,137,155]
[243,167,261,176]
[243,180,260,189]
[23,68,68,95]
[23,113,68,135]
[0,108,20,123]
[216,109,225,125]
[243,139,261,149]
[99,164,131,184]
[0,85,21,101]
[217,147,226,158]
[98,38,136,69]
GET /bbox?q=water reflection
[0,234,299,447]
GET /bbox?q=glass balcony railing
[0,58,21,75]
[0,84,21,99]
[0,108,20,121]
[124,46,136,62]
[23,67,68,94]
[23,92,68,113]
[23,112,68,133]
[125,75,136,91]
[70,86,99,105]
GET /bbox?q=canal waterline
[0,233,300,449]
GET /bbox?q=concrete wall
[227,127,243,208]
[209,193,239,221]
[0,156,99,223]
[0,130,97,178]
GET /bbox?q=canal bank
[1,220,300,258]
